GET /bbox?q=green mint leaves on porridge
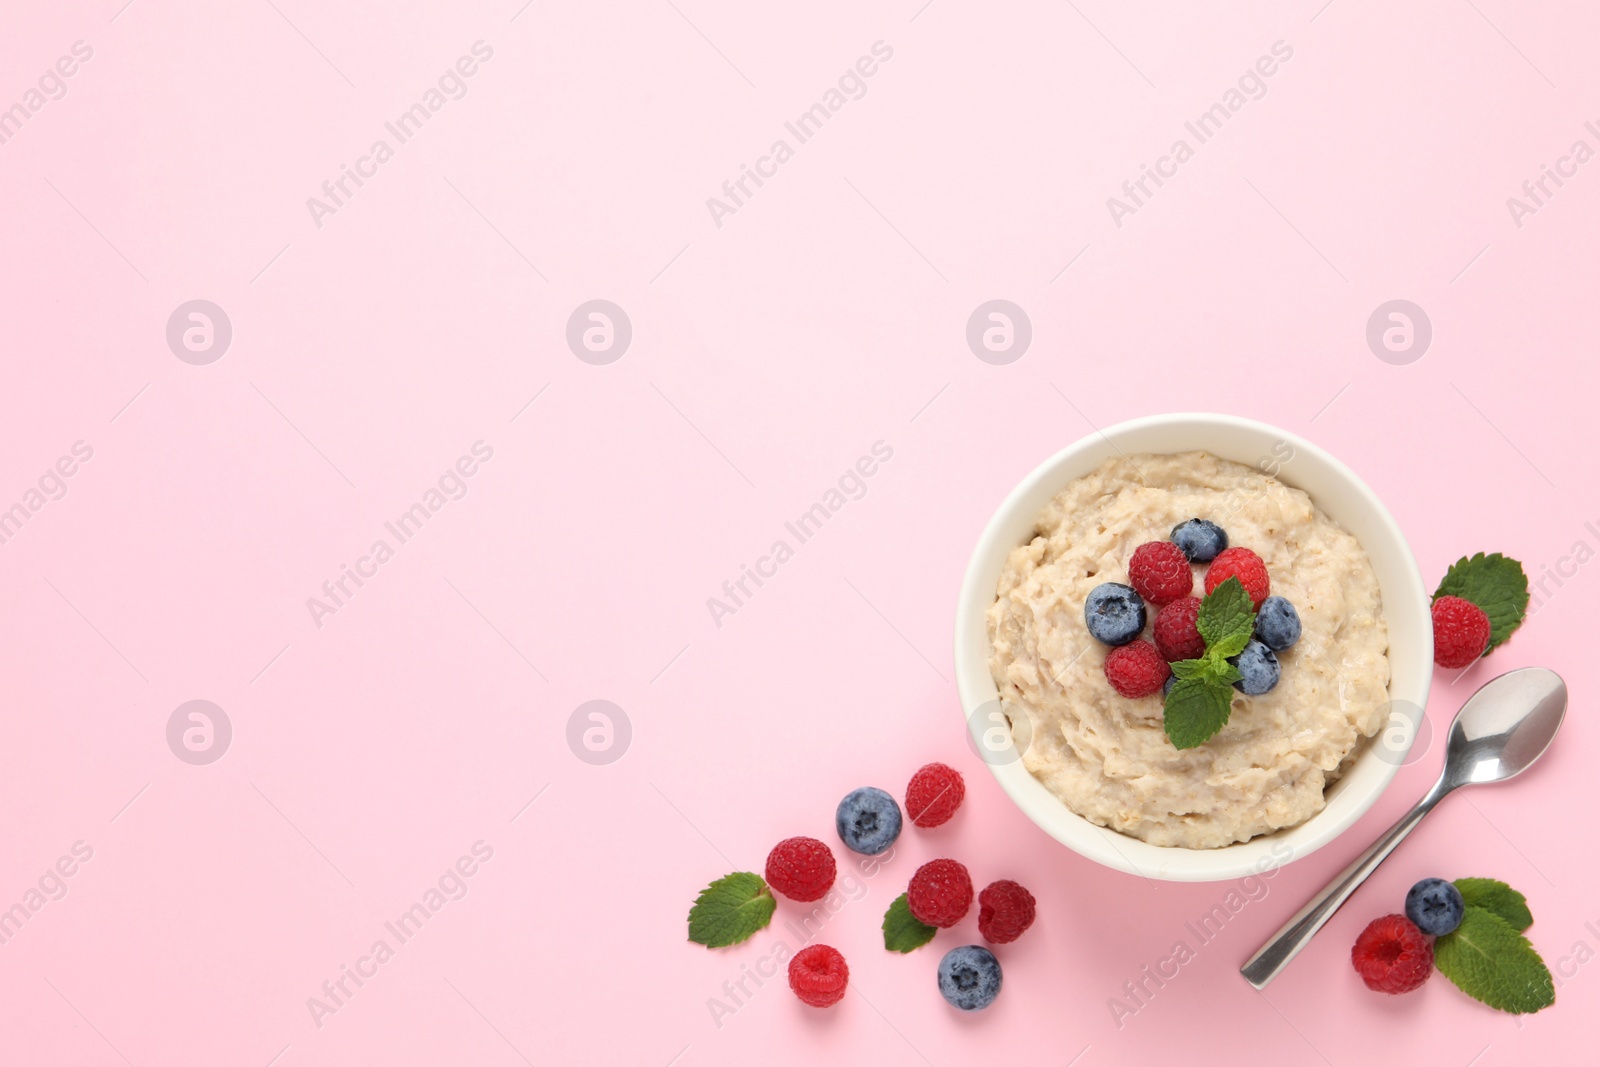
[1195,576,1256,658]
[1163,576,1256,750]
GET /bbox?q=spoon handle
[1240,778,1450,989]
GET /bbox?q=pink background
[1,0,1596,1063]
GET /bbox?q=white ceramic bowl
[954,413,1432,882]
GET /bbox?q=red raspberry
[1205,546,1270,608]
[905,762,965,828]
[765,837,836,902]
[977,880,1037,944]
[1104,640,1171,698]
[788,944,849,1007]
[1128,541,1193,606]
[1153,596,1205,661]
[907,859,973,928]
[1351,914,1434,994]
[1432,595,1491,669]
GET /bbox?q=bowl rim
[953,412,1432,882]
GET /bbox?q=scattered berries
[1084,582,1147,646]
[1128,541,1194,606]
[905,763,965,829]
[1206,547,1271,608]
[765,837,837,902]
[1104,640,1171,698]
[937,945,1003,1011]
[907,859,974,928]
[1254,595,1302,651]
[1153,596,1205,661]
[1229,639,1281,696]
[835,787,903,856]
[1406,878,1465,937]
[1432,595,1491,669]
[977,880,1036,944]
[788,944,849,1007]
[1351,914,1434,994]
[1171,518,1228,562]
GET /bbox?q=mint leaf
[1434,553,1529,655]
[1171,659,1210,681]
[1455,878,1533,931]
[1435,907,1554,1013]
[882,893,938,953]
[688,872,776,948]
[1196,576,1256,650]
[1163,677,1235,750]
[1207,631,1252,662]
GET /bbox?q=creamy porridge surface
[986,451,1390,849]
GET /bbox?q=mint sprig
[1434,553,1529,655]
[687,872,776,948]
[882,893,938,953]
[1163,576,1255,750]
[1435,905,1554,1013]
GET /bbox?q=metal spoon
[1241,667,1567,989]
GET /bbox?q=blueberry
[1254,596,1302,652]
[937,945,1002,1011]
[1084,583,1146,646]
[1170,519,1228,563]
[1163,674,1176,699]
[1229,640,1280,695]
[835,787,902,855]
[1406,878,1465,936]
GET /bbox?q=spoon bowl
[1444,667,1567,788]
[1241,667,1567,989]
